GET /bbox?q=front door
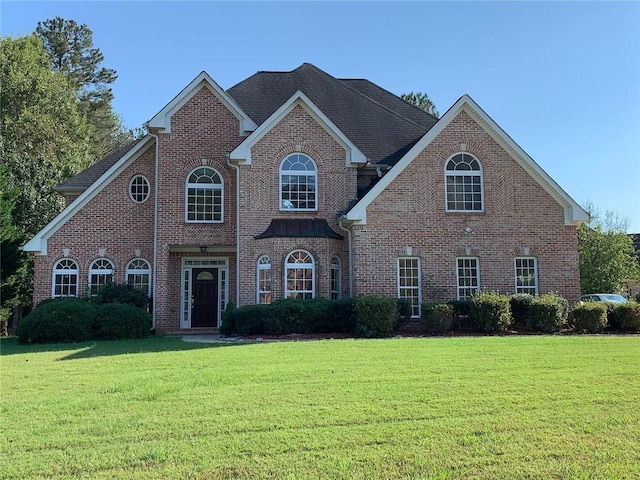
[191,268,218,327]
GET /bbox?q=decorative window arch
[445,153,484,212]
[88,258,114,295]
[331,256,342,300]
[52,259,79,298]
[126,258,152,295]
[280,154,317,211]
[285,250,315,299]
[185,166,223,223]
[129,175,150,203]
[257,255,272,304]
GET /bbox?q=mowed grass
[1,336,639,479]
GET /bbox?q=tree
[1,34,92,319]
[35,17,132,158]
[577,201,640,294]
[401,91,439,118]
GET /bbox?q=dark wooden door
[191,268,218,327]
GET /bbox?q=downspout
[226,155,240,307]
[338,217,354,297]
[149,131,159,331]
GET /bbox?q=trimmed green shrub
[331,297,356,333]
[18,298,97,343]
[448,300,471,330]
[90,283,149,309]
[94,303,152,339]
[219,302,236,336]
[607,301,640,332]
[354,295,397,338]
[510,293,534,326]
[526,293,568,333]
[421,303,453,335]
[573,302,608,333]
[469,291,511,333]
[395,298,412,330]
[233,304,270,335]
[263,298,335,334]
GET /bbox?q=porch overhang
[168,245,237,253]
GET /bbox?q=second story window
[445,153,483,212]
[186,167,223,223]
[280,154,317,211]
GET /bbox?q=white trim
[284,249,316,299]
[128,174,151,203]
[51,258,79,298]
[279,154,318,212]
[23,136,155,255]
[256,255,272,304]
[180,257,229,329]
[397,257,422,318]
[514,257,538,295]
[229,90,367,167]
[147,71,257,135]
[88,258,114,295]
[456,257,480,300]
[184,166,224,223]
[444,153,484,213]
[345,95,588,226]
[125,258,152,296]
[330,255,342,300]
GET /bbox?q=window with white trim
[515,257,538,295]
[52,259,79,298]
[331,256,342,300]
[88,258,114,295]
[280,154,317,211]
[257,255,272,304]
[457,257,479,300]
[129,175,150,203]
[126,258,151,295]
[445,153,483,212]
[185,167,223,222]
[285,250,315,299]
[398,257,421,317]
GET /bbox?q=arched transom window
[445,153,483,212]
[52,259,79,298]
[280,154,317,211]
[257,255,272,304]
[88,258,114,295]
[185,167,223,222]
[126,258,151,295]
[285,250,315,299]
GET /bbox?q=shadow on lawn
[0,335,244,360]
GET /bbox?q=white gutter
[149,131,159,330]
[226,155,241,308]
[338,218,354,297]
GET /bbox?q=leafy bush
[573,302,608,333]
[263,298,335,334]
[607,301,640,332]
[448,300,471,330]
[90,283,149,309]
[395,298,413,330]
[469,291,511,333]
[233,304,270,335]
[219,302,236,336]
[94,303,152,339]
[510,294,534,326]
[354,295,397,338]
[527,293,568,333]
[18,298,96,343]
[421,303,453,335]
[331,297,356,333]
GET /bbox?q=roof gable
[23,136,155,255]
[229,90,367,166]
[345,95,589,226]
[147,71,257,134]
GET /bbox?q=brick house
[23,63,588,333]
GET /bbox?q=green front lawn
[1,336,639,479]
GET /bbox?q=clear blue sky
[3,1,639,232]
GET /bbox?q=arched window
[52,259,79,298]
[257,255,272,304]
[285,250,315,299]
[88,258,114,295]
[445,153,483,212]
[126,258,151,295]
[331,256,342,300]
[185,167,223,222]
[280,154,317,211]
[129,175,150,203]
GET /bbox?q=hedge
[421,303,453,335]
[469,291,511,333]
[94,303,152,339]
[527,293,568,333]
[573,302,608,333]
[354,295,397,338]
[18,298,97,343]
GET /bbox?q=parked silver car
[580,293,627,303]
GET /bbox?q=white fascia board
[22,136,155,255]
[229,90,367,167]
[346,94,588,226]
[147,71,257,134]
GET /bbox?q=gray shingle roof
[254,219,343,240]
[227,63,437,165]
